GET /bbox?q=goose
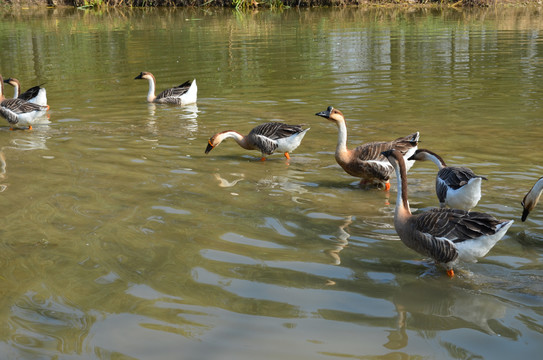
[315,106,419,190]
[0,74,49,130]
[205,122,309,161]
[134,72,197,105]
[3,77,47,106]
[382,149,513,278]
[521,177,543,221]
[408,149,487,211]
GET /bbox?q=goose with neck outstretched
[521,177,543,221]
[3,77,47,106]
[382,149,513,278]
[0,74,49,130]
[315,106,419,190]
[408,149,487,211]
[205,122,309,161]
[134,72,197,105]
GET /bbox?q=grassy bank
[0,0,521,9]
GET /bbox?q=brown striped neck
[388,150,412,220]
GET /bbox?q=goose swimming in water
[315,106,419,190]
[521,177,543,221]
[3,77,48,106]
[134,72,197,105]
[205,122,309,161]
[383,149,513,278]
[408,149,487,211]
[0,74,49,130]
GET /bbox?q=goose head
[315,106,345,124]
[521,189,541,222]
[134,71,155,81]
[205,132,225,154]
[3,77,19,87]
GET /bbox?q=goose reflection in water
[213,173,245,188]
[385,281,508,352]
[325,216,352,267]
[144,103,199,137]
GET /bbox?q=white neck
[335,120,349,154]
[145,77,157,103]
[392,156,412,226]
[219,131,251,150]
[527,177,543,206]
[423,151,446,170]
[11,83,19,99]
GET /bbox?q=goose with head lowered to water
[315,106,419,190]
[205,122,310,162]
[408,148,487,211]
[521,176,543,221]
[0,74,49,130]
[3,77,48,107]
[134,72,197,105]
[382,149,513,278]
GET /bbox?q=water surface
[0,5,542,360]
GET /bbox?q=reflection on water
[0,5,542,360]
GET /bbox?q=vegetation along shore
[1,0,538,9]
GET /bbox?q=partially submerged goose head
[521,177,543,221]
[315,106,345,124]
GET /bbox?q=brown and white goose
[521,177,543,221]
[205,122,309,161]
[382,149,513,277]
[408,149,487,211]
[3,77,48,106]
[134,72,197,105]
[315,106,419,190]
[0,74,49,130]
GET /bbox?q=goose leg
[284,152,290,160]
[446,269,455,278]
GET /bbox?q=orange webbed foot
[384,182,391,191]
[446,269,455,278]
[284,152,290,160]
[260,157,267,162]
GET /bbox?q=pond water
[0,5,542,359]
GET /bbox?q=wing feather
[439,167,487,190]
